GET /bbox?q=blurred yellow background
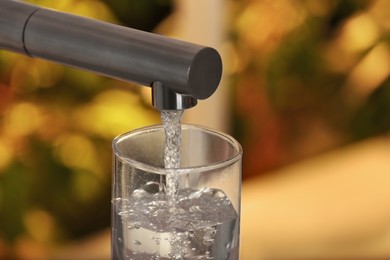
[1,0,390,259]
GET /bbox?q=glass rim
[112,124,242,174]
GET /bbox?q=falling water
[161,110,184,203]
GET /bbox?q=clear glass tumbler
[111,124,242,260]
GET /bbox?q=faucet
[0,0,223,111]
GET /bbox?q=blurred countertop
[242,134,390,259]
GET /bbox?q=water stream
[161,110,184,204]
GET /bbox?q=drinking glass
[111,124,242,259]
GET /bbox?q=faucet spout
[0,0,223,110]
[152,82,197,111]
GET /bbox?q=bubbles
[115,188,238,259]
[144,181,163,193]
[203,227,217,246]
[225,242,231,250]
[127,221,142,230]
[189,205,202,213]
[213,189,226,198]
[169,207,185,214]
[151,234,161,245]
[133,240,142,245]
[188,190,203,200]
[189,187,212,200]
[151,209,164,218]
[151,251,160,260]
[132,189,147,199]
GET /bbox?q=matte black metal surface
[152,82,197,110]
[0,0,223,101]
[0,0,38,53]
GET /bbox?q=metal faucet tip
[151,82,197,111]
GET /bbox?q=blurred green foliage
[103,0,172,31]
[352,76,390,138]
[230,0,390,178]
[0,0,171,258]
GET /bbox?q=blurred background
[1,0,390,259]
